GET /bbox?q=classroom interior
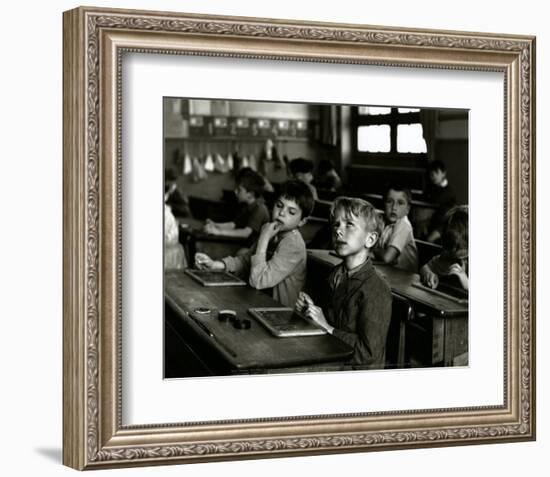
[163,97,469,378]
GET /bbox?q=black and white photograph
[163,98,469,378]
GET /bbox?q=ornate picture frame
[63,6,535,469]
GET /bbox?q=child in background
[424,160,457,243]
[204,168,269,245]
[195,181,314,308]
[164,169,190,218]
[420,205,469,290]
[289,157,318,200]
[295,197,392,368]
[164,180,187,270]
[315,159,342,192]
[372,185,418,272]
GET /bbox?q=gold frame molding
[63,6,536,470]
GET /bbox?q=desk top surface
[307,249,468,317]
[165,271,353,370]
[178,217,248,243]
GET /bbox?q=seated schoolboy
[420,205,469,290]
[424,160,457,243]
[314,159,342,192]
[289,157,318,201]
[295,197,392,368]
[203,169,269,245]
[195,180,314,308]
[372,185,419,272]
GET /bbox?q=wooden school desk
[306,249,468,367]
[164,271,353,377]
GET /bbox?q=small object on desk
[185,269,246,287]
[249,307,327,337]
[194,307,211,315]
[218,309,237,322]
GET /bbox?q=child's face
[272,197,305,232]
[331,209,378,258]
[443,248,468,268]
[384,189,410,224]
[235,184,252,203]
[295,172,313,184]
[429,168,446,186]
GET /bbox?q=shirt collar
[336,257,376,281]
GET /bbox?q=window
[397,124,426,153]
[357,125,391,152]
[352,106,428,164]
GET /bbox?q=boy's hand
[203,222,219,235]
[448,263,469,290]
[295,291,313,314]
[259,221,281,242]
[303,304,333,333]
[420,266,439,289]
[195,252,214,270]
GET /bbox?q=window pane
[397,124,427,153]
[357,125,391,152]
[397,108,420,113]
[358,106,391,116]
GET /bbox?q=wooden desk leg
[178,229,197,266]
[443,316,469,366]
[397,320,406,368]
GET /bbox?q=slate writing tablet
[248,307,327,337]
[185,269,246,287]
[411,281,468,304]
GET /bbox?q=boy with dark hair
[295,197,392,368]
[204,168,269,244]
[424,160,457,242]
[421,205,469,290]
[289,157,318,200]
[196,180,314,307]
[372,184,419,272]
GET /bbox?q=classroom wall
[164,99,336,200]
[2,1,545,477]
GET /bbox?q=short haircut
[317,159,335,175]
[330,197,383,238]
[383,184,412,205]
[427,160,447,173]
[276,180,315,218]
[236,169,265,198]
[441,205,468,253]
[289,158,314,175]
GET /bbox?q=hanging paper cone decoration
[204,154,214,172]
[214,153,227,173]
[226,153,234,170]
[183,153,192,175]
[191,157,207,182]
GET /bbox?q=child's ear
[365,231,378,249]
[298,216,308,228]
